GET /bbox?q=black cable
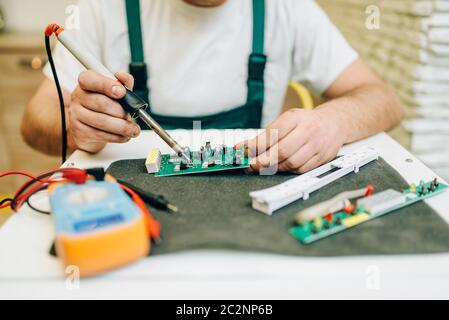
[117,179,178,213]
[25,186,51,215]
[45,35,67,164]
[11,171,55,210]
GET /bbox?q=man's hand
[239,108,345,174]
[69,71,141,153]
[238,59,403,175]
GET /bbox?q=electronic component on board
[151,144,249,177]
[145,148,162,174]
[295,186,373,224]
[193,151,202,163]
[201,147,209,163]
[214,147,223,165]
[205,142,212,152]
[290,179,448,244]
[357,189,406,214]
[181,147,191,164]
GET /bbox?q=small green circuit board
[155,146,250,177]
[290,180,448,245]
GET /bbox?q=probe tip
[167,203,179,213]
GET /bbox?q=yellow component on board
[313,217,323,229]
[342,213,370,227]
[145,148,162,174]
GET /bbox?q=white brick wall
[318,0,449,180]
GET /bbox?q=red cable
[45,24,64,37]
[13,168,84,201]
[0,168,85,211]
[1,170,161,244]
[120,184,161,241]
[0,171,40,181]
[0,203,11,209]
[13,182,51,210]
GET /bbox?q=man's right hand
[69,70,141,153]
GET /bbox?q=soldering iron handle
[119,88,148,118]
[56,30,148,118]
[51,25,191,163]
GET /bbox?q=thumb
[115,72,135,90]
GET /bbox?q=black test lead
[117,180,179,213]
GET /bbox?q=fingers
[249,127,309,172]
[69,70,139,152]
[71,119,131,144]
[115,72,134,90]
[293,147,338,174]
[78,70,127,99]
[73,88,128,119]
[241,108,344,175]
[244,110,298,157]
[71,101,140,138]
[294,154,322,174]
[249,143,279,172]
[277,141,317,172]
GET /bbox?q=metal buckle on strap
[248,53,267,82]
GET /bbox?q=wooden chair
[282,81,316,112]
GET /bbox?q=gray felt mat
[107,158,449,257]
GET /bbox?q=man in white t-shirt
[23,0,402,173]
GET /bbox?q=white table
[1,131,449,299]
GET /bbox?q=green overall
[125,0,267,129]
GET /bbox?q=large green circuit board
[155,145,250,177]
[289,180,448,245]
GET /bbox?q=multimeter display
[73,213,124,232]
[51,181,142,235]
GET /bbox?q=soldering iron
[45,24,192,165]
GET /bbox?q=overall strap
[246,0,267,128]
[125,0,150,103]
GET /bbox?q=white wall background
[0,0,76,32]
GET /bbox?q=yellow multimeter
[49,180,150,277]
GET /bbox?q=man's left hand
[238,108,345,174]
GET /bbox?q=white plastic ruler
[249,147,380,215]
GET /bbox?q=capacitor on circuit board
[201,147,209,163]
[181,147,191,164]
[214,147,223,165]
[205,142,212,153]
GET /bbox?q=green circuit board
[289,180,448,245]
[155,145,250,177]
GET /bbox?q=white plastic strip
[249,147,380,215]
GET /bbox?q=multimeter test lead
[117,179,179,213]
[45,24,192,165]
